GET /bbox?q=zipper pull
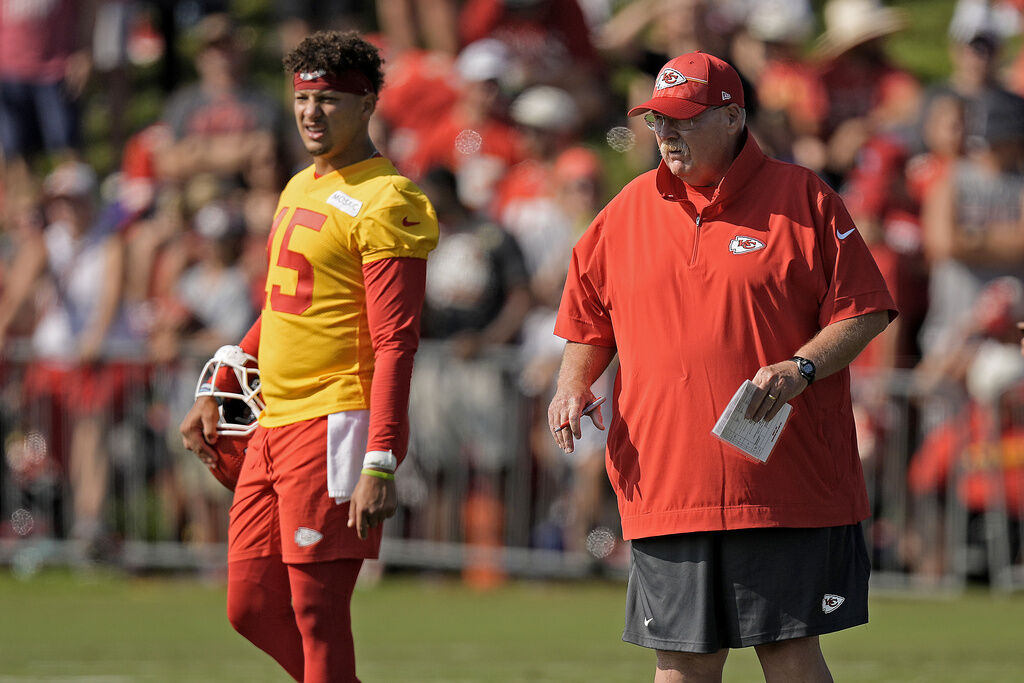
[695,215,702,227]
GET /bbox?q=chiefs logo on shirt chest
[728,235,766,254]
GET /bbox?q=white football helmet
[195,345,265,436]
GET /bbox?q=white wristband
[363,450,397,472]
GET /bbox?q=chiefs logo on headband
[293,69,373,95]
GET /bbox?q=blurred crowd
[1,0,1024,578]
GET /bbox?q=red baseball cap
[627,52,744,120]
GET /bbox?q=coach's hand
[180,395,220,466]
[548,386,605,455]
[745,360,808,423]
[348,474,397,540]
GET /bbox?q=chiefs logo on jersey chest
[728,235,765,254]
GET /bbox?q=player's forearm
[792,311,890,381]
[366,349,415,458]
[363,257,428,463]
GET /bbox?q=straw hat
[813,0,907,61]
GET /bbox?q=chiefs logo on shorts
[821,594,846,614]
[728,235,766,254]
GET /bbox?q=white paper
[711,380,791,463]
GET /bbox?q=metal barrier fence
[2,344,1023,592]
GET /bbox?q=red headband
[293,69,373,95]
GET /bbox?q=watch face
[793,356,814,382]
[800,359,814,379]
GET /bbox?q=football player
[179,30,437,682]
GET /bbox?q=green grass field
[2,570,1024,682]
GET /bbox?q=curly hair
[282,31,385,94]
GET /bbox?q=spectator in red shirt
[375,0,460,56]
[3,162,146,560]
[492,85,583,299]
[401,39,525,183]
[908,276,1024,578]
[732,0,825,168]
[548,51,895,681]
[459,0,599,70]
[458,0,606,127]
[373,42,461,169]
[812,0,922,186]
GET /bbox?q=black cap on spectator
[969,35,998,56]
[975,90,1024,145]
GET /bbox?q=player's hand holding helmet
[194,344,265,490]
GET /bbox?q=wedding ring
[767,394,778,401]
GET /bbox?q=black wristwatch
[790,356,816,385]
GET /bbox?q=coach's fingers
[552,421,575,454]
[763,394,787,422]
[745,382,776,422]
[549,414,570,453]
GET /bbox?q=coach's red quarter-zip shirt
[555,132,897,540]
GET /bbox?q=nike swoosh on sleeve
[836,227,856,239]
[402,217,420,226]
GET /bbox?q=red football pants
[227,556,363,682]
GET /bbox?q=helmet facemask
[195,345,265,436]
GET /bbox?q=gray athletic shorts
[623,524,870,653]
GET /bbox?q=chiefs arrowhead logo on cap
[655,67,709,91]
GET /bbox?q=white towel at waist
[326,409,369,503]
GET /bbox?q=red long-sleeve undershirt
[235,256,426,464]
[360,256,427,462]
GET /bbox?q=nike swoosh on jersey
[402,217,420,226]
[836,227,856,239]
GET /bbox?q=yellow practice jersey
[258,156,438,427]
